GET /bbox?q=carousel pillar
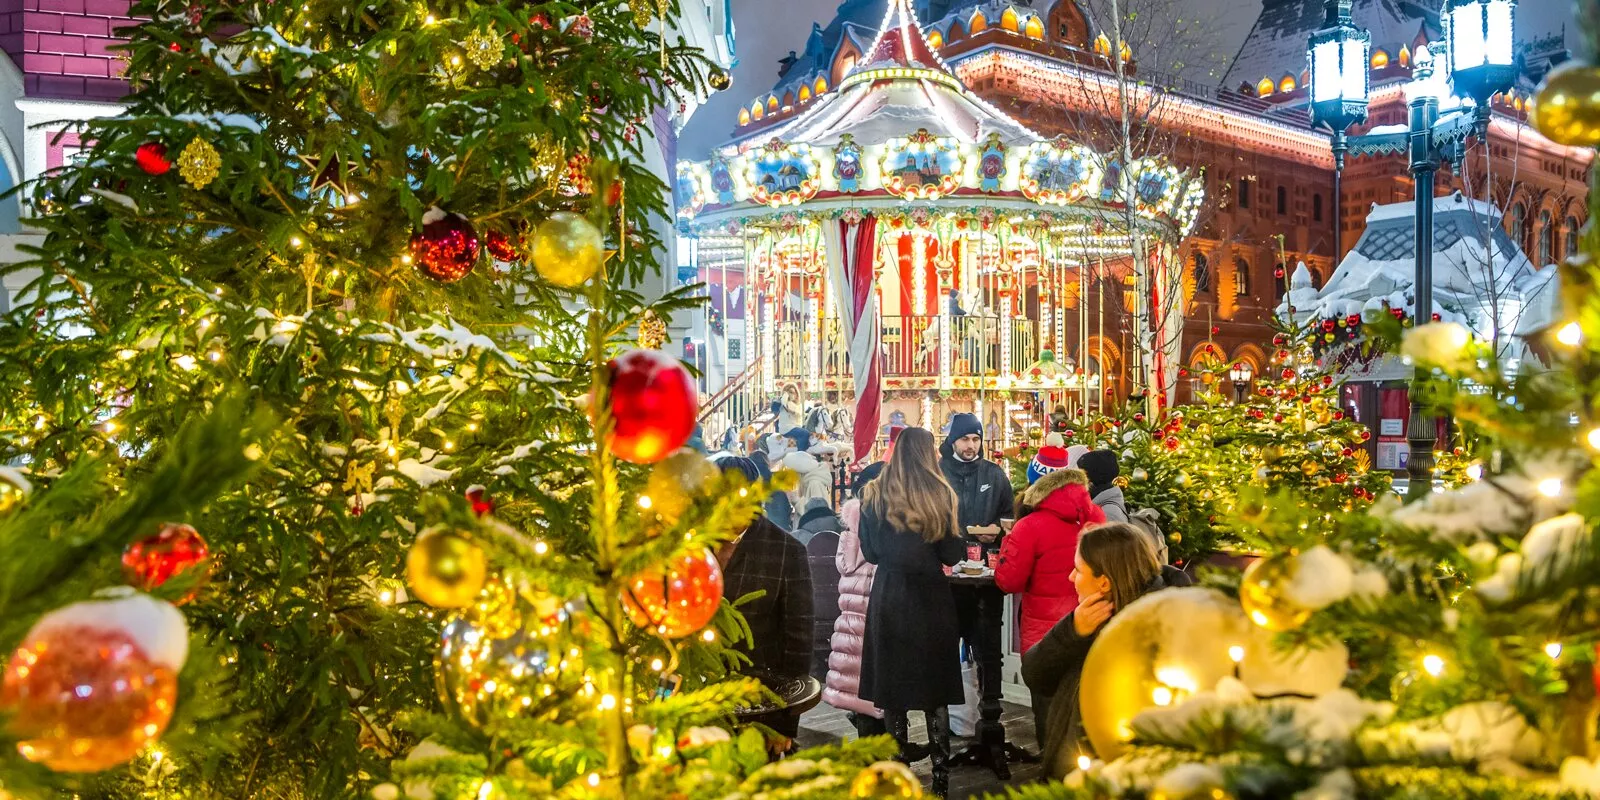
[807,272,823,394]
[756,234,777,394]
[937,248,953,393]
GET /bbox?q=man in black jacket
[938,413,1017,773]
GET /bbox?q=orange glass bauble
[605,349,697,464]
[622,548,723,638]
[2,594,186,772]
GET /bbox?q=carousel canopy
[674,0,1204,237]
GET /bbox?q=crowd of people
[700,404,1190,797]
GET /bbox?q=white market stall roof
[1284,192,1559,357]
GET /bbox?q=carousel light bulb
[1545,642,1563,659]
[1556,322,1582,346]
[1422,654,1445,677]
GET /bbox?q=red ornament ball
[122,524,210,603]
[606,349,698,464]
[2,594,186,772]
[1132,413,1145,423]
[485,229,522,262]
[1333,473,1348,484]
[1272,334,1287,346]
[1163,437,1180,451]
[1282,368,1296,380]
[410,209,480,282]
[1322,319,1336,332]
[135,142,171,175]
[1211,325,1221,335]
[1347,314,1361,326]
[1360,430,1371,442]
[621,548,723,638]
[1273,414,1285,423]
[1333,411,1345,420]
[1431,313,1442,322]
[1341,447,1354,457]
[465,485,494,517]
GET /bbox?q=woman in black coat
[858,428,966,797]
[1020,522,1189,779]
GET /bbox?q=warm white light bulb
[1538,478,1563,498]
[1150,686,1173,706]
[1545,642,1563,659]
[1422,654,1445,676]
[1076,754,1092,771]
[1556,322,1582,346]
[1228,645,1245,664]
[1587,428,1600,451]
[638,495,653,510]
[1465,464,1483,481]
[702,629,716,642]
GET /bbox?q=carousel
[676,0,1205,459]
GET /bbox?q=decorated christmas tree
[0,1,895,797]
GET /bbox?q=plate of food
[954,560,992,577]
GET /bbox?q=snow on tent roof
[1221,0,1437,93]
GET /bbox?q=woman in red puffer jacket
[995,467,1104,652]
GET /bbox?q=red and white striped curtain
[825,216,880,467]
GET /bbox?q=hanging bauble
[532,212,604,288]
[638,309,668,350]
[121,523,210,604]
[849,760,923,797]
[461,27,503,71]
[1530,63,1600,147]
[606,349,698,464]
[708,68,733,92]
[135,142,171,175]
[465,484,494,517]
[177,137,221,189]
[2,592,187,772]
[621,548,723,638]
[436,609,578,728]
[406,528,488,609]
[0,466,31,515]
[1131,468,1149,482]
[1239,554,1314,631]
[644,450,718,525]
[465,574,523,640]
[409,208,480,283]
[485,228,523,263]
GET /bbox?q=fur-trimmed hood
[1022,467,1089,509]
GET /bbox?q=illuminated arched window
[1257,77,1274,96]
[1538,210,1554,265]
[1371,49,1389,69]
[1001,8,1020,32]
[1024,16,1044,40]
[1398,45,1411,67]
[1279,74,1296,92]
[783,91,794,107]
[948,21,965,42]
[798,85,811,102]
[1093,33,1110,56]
[1234,256,1252,296]
[970,11,987,33]
[767,96,779,112]
[815,76,828,95]
[1119,40,1131,62]
[738,108,751,126]
[927,29,943,48]
[751,102,764,121]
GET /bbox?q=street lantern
[1307,0,1370,259]
[1228,362,1253,404]
[1441,0,1518,109]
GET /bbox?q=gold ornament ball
[532,212,604,288]
[1531,62,1600,147]
[1168,530,1182,545]
[1079,587,1252,762]
[407,528,488,609]
[0,469,30,515]
[849,761,923,797]
[436,611,577,728]
[1239,554,1313,631]
[466,574,523,640]
[1301,460,1321,477]
[708,69,733,92]
[644,450,719,525]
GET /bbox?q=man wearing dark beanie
[1076,449,1128,523]
[937,412,1016,770]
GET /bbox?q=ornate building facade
[707,0,1588,406]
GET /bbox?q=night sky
[679,0,1583,158]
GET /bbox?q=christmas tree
[0,1,893,797]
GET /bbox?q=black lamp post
[1228,362,1253,405]
[1308,0,1517,501]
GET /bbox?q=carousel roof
[755,0,1038,147]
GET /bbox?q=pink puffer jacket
[822,499,881,718]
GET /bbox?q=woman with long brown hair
[1020,522,1188,778]
[857,427,965,797]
